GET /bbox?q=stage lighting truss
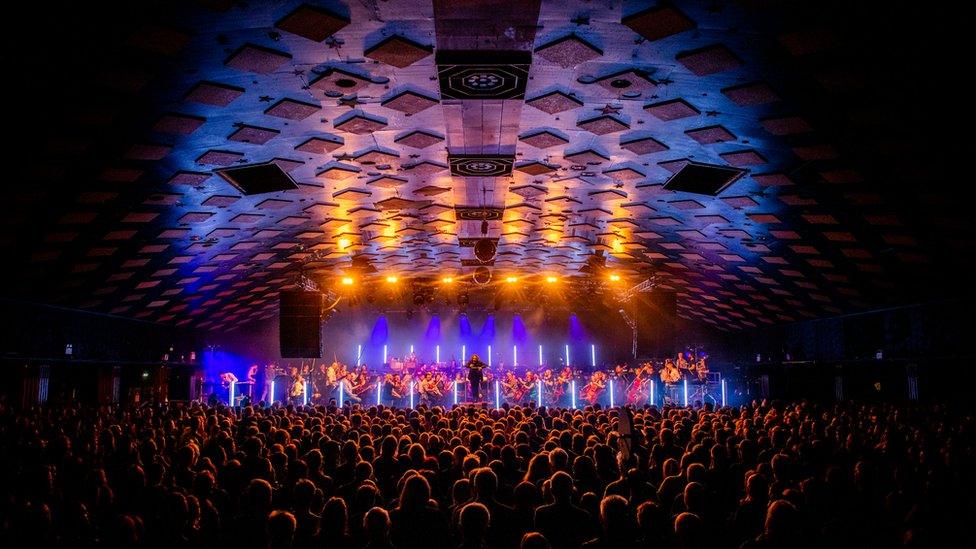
[618,308,638,358]
[295,271,320,292]
[616,274,661,303]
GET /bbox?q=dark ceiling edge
[738,294,976,334]
[0,296,184,329]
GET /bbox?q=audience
[0,398,972,548]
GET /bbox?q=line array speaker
[279,290,323,358]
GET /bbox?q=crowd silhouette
[1,398,972,548]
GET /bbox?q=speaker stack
[279,290,323,358]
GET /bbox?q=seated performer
[661,359,681,404]
[582,371,607,406]
[352,365,371,398]
[219,372,238,400]
[418,371,442,405]
[523,370,538,404]
[695,357,709,382]
[326,361,340,391]
[288,366,305,405]
[453,371,466,398]
[501,371,520,402]
[339,372,361,404]
[542,369,557,406]
[388,373,404,405]
[465,354,487,401]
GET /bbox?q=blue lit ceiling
[2,0,972,332]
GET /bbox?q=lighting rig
[616,274,661,303]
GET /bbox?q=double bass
[627,362,653,403]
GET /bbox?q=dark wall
[710,299,976,403]
[0,299,202,405]
[1,299,199,363]
[723,298,975,363]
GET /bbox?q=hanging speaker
[474,239,497,263]
[473,266,492,285]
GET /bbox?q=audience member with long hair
[1,397,972,548]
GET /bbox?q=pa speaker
[279,290,323,358]
[632,290,677,358]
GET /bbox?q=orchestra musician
[219,372,238,388]
[502,371,521,402]
[695,357,709,382]
[288,366,305,405]
[553,367,570,406]
[340,372,361,404]
[627,362,653,405]
[246,364,258,398]
[542,369,557,406]
[418,371,442,405]
[676,352,690,373]
[525,370,539,403]
[388,373,404,405]
[582,371,607,406]
[465,354,487,401]
[259,363,276,403]
[661,359,681,384]
[660,358,681,405]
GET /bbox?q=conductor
[465,354,487,401]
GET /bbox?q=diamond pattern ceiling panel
[3,0,973,332]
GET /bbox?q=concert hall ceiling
[2,0,972,332]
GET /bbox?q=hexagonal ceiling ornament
[436,50,531,100]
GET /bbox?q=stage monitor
[279,290,323,358]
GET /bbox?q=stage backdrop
[205,295,720,377]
